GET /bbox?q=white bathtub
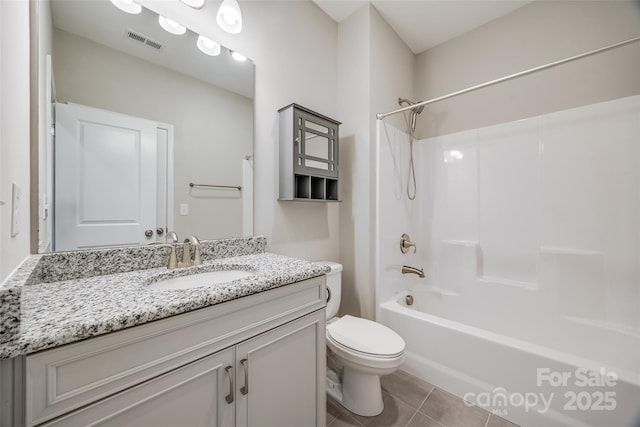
[379,289,640,427]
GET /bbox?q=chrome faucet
[402,265,425,278]
[164,231,179,269]
[180,235,202,267]
[166,231,179,244]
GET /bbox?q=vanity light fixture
[110,0,142,14]
[197,35,221,56]
[159,15,187,35]
[216,0,242,34]
[231,51,247,62]
[179,0,205,9]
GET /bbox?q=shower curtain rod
[376,35,640,120]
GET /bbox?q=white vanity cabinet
[235,312,323,427]
[40,347,236,427]
[20,276,326,427]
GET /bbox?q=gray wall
[338,5,415,319]
[0,0,31,280]
[37,0,53,252]
[415,0,640,138]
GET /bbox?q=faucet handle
[193,244,202,266]
[147,242,178,269]
[167,245,178,269]
[181,239,193,267]
[188,235,202,266]
[400,233,417,254]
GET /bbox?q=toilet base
[326,368,343,402]
[327,366,384,417]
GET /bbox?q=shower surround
[374,95,640,427]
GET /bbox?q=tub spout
[402,265,425,278]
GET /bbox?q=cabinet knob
[156,227,164,236]
[144,229,153,238]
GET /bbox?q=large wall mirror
[32,0,254,253]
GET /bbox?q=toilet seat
[327,315,405,358]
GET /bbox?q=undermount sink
[148,270,255,291]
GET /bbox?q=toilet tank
[316,261,342,319]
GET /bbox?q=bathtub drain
[405,294,414,306]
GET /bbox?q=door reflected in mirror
[35,0,254,252]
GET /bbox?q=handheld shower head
[396,97,423,201]
[398,98,424,132]
[398,98,425,115]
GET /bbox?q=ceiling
[312,0,532,54]
[51,0,254,98]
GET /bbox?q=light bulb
[179,0,205,9]
[110,0,142,14]
[231,51,247,62]
[216,0,242,34]
[197,35,221,56]
[223,13,237,26]
[159,16,187,35]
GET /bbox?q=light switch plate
[11,184,21,237]
[180,203,189,216]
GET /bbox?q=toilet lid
[327,315,405,356]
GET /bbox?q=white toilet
[319,262,405,417]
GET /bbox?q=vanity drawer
[25,276,325,426]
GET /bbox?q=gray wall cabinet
[279,104,340,202]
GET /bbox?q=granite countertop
[0,238,329,359]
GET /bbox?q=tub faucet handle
[400,233,416,254]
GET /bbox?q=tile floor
[326,370,519,427]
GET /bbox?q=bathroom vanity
[0,237,327,427]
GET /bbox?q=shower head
[398,98,425,115]
[398,98,424,133]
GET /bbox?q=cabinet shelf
[279,104,341,202]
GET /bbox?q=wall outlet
[11,184,21,237]
[180,203,189,216]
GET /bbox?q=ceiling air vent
[145,39,163,50]
[125,29,163,51]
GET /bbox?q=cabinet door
[42,348,235,427]
[294,108,339,179]
[236,310,325,427]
